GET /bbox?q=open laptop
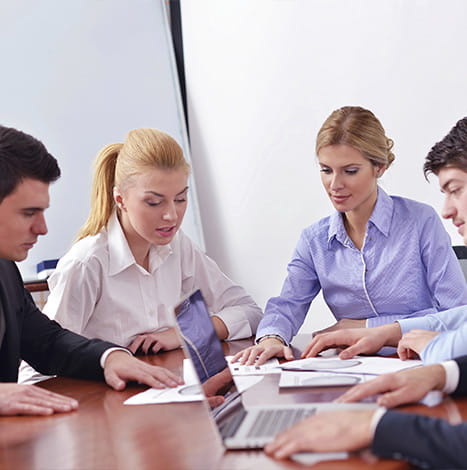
[174,289,377,449]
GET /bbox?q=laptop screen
[175,289,229,383]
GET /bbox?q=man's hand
[264,410,375,458]
[0,383,78,416]
[103,350,183,391]
[397,329,440,361]
[313,318,366,336]
[337,363,446,408]
[128,328,181,355]
[301,323,402,359]
[231,338,294,366]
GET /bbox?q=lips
[331,194,350,204]
[156,226,176,238]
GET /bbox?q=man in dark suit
[0,125,182,416]
[266,117,467,468]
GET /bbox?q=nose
[330,173,343,191]
[441,196,455,220]
[32,213,48,236]
[162,202,177,222]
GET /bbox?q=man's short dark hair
[424,117,467,178]
[0,125,61,202]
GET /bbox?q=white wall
[0,0,203,280]
[181,0,467,333]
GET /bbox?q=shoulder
[389,195,437,218]
[0,258,23,291]
[301,215,333,245]
[55,232,109,273]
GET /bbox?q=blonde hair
[316,106,395,168]
[77,128,189,241]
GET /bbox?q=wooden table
[1,338,466,470]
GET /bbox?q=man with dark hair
[265,117,467,468]
[0,125,182,416]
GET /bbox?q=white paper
[281,355,422,375]
[124,359,203,405]
[279,370,370,388]
[232,375,264,393]
[226,355,281,376]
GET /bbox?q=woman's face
[115,167,188,248]
[318,144,384,216]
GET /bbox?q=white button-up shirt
[44,212,262,347]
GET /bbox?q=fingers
[338,341,366,359]
[283,346,295,361]
[232,346,265,365]
[336,375,394,403]
[104,352,183,390]
[265,434,302,459]
[301,334,339,358]
[128,336,144,354]
[207,395,225,408]
[377,389,409,408]
[0,385,79,416]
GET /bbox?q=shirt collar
[106,211,172,276]
[327,186,393,247]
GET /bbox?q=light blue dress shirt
[257,188,467,343]
[398,306,467,363]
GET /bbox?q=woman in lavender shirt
[233,106,467,365]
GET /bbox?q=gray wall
[1,0,203,280]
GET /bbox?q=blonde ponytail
[76,143,122,241]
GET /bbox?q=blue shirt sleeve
[256,230,321,342]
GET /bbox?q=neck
[117,212,151,270]
[343,192,378,250]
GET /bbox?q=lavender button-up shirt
[257,188,467,343]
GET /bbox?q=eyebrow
[319,163,362,168]
[21,206,47,212]
[441,179,457,192]
[144,186,189,197]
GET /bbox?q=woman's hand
[231,337,294,366]
[128,327,181,355]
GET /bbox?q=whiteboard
[0,0,204,280]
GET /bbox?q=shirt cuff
[441,360,460,394]
[100,347,132,368]
[369,407,387,436]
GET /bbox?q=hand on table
[301,323,402,359]
[231,338,294,366]
[397,329,440,361]
[103,350,183,391]
[337,363,446,408]
[264,410,375,458]
[203,367,233,408]
[0,383,78,416]
[313,318,366,336]
[128,327,181,355]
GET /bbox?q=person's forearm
[212,316,229,340]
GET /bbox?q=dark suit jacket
[372,355,467,469]
[0,258,116,382]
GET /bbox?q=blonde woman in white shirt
[21,128,262,382]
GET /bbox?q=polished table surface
[2,337,467,470]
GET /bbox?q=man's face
[0,178,49,261]
[439,166,467,245]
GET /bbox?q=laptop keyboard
[219,408,248,438]
[247,408,316,438]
